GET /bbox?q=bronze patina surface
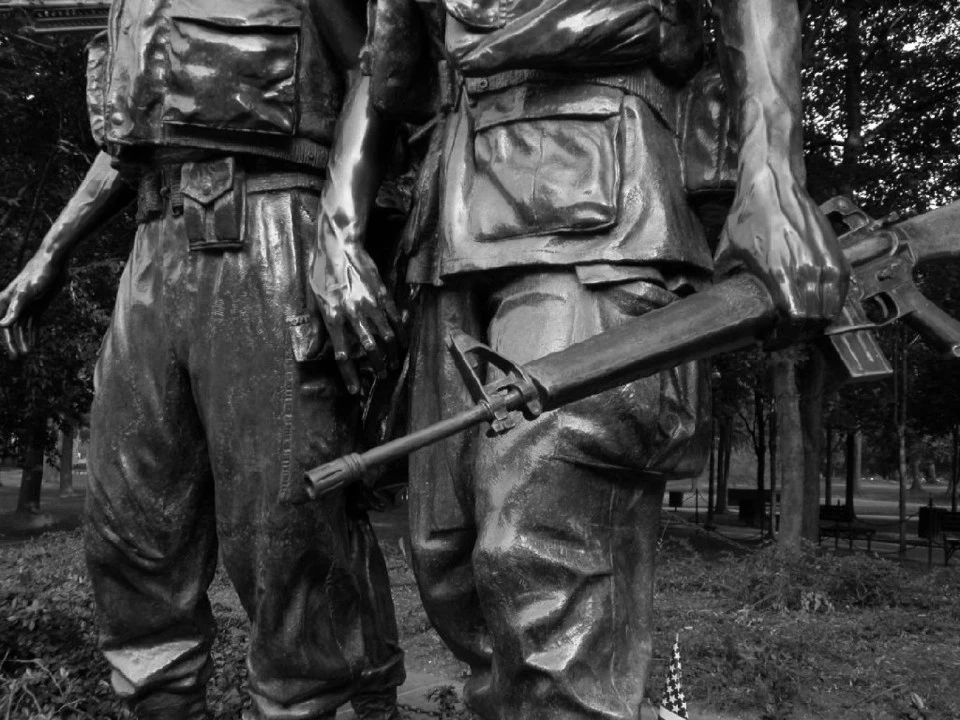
[319,1,849,719]
[0,1,405,719]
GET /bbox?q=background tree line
[0,20,131,513]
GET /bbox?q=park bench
[918,506,960,566]
[818,504,876,551]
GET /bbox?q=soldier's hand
[0,254,66,360]
[716,169,849,341]
[309,241,403,395]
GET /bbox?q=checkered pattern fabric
[658,634,688,720]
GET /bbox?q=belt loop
[169,172,184,217]
[135,171,163,225]
[161,165,184,217]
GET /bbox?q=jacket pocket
[466,83,624,242]
[163,0,302,135]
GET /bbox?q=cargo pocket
[466,83,624,243]
[278,351,358,505]
[180,157,246,251]
[163,0,302,135]
[600,280,710,479]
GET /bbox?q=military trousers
[408,270,709,720]
[85,171,404,720]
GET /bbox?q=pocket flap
[473,84,623,133]
[171,0,301,28]
[180,159,235,206]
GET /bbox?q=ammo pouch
[676,62,739,244]
[181,157,246,251]
[84,31,109,149]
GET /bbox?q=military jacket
[366,0,716,284]
[87,0,366,169]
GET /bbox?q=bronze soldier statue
[320,1,848,718]
[0,2,405,719]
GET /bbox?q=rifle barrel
[525,274,777,408]
[305,390,523,498]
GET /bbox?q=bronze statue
[0,2,405,719]
[315,1,849,719]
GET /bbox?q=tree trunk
[896,327,908,555]
[824,424,833,505]
[716,419,731,514]
[755,388,766,531]
[16,424,46,515]
[852,430,863,495]
[59,424,75,497]
[769,400,778,541]
[841,0,864,194]
[910,457,923,492]
[799,348,826,542]
[773,351,806,547]
[845,431,856,515]
[952,425,959,513]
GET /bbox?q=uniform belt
[136,161,326,225]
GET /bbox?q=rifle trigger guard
[446,332,543,435]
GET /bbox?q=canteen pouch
[464,83,624,243]
[85,31,110,149]
[677,62,739,245]
[181,157,246,251]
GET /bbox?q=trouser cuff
[132,689,207,720]
[351,689,399,720]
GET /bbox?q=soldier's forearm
[717,0,806,181]
[317,72,397,253]
[40,151,135,267]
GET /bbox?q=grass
[1,527,959,719]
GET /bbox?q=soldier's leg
[472,271,708,720]
[184,180,403,720]
[407,284,496,716]
[85,216,217,720]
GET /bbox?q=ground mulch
[1,522,959,719]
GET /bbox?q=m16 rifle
[305,197,960,500]
[0,0,107,34]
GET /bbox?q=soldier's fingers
[11,323,29,357]
[2,290,33,328]
[26,317,37,353]
[327,319,361,394]
[337,353,361,396]
[368,308,399,370]
[353,315,387,377]
[381,294,406,348]
[1,327,17,360]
